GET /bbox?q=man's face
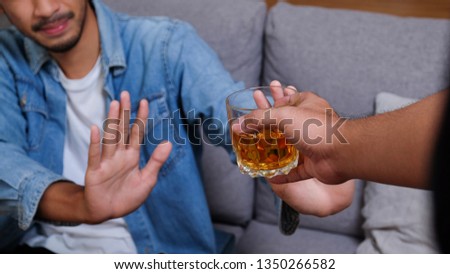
[0,0,89,53]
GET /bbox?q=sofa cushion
[264,3,450,117]
[105,0,266,87]
[255,179,365,238]
[104,0,265,226]
[356,92,439,254]
[236,220,361,254]
[201,143,255,226]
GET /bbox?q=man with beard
[0,0,352,253]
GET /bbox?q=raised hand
[37,91,172,224]
[82,91,172,223]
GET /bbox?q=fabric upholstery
[236,220,361,254]
[264,3,450,117]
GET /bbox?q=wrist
[37,181,89,223]
[330,118,359,181]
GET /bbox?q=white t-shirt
[23,58,137,253]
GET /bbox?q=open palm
[83,91,172,223]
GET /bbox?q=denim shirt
[0,0,243,253]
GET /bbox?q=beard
[31,6,87,53]
[42,28,83,53]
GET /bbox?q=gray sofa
[104,0,450,254]
[1,0,449,253]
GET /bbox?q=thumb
[141,141,173,184]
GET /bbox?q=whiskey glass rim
[226,85,286,112]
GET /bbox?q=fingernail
[287,85,298,91]
[160,140,172,147]
[271,80,281,87]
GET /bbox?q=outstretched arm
[339,90,447,189]
[245,83,448,189]
[37,92,172,224]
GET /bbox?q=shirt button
[20,95,27,108]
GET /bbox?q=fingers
[101,92,151,159]
[141,141,173,183]
[238,108,275,134]
[87,125,101,170]
[102,100,120,159]
[254,81,298,109]
[253,90,271,109]
[270,80,298,97]
[130,99,149,149]
[285,85,297,96]
[268,80,299,107]
[273,92,306,107]
[246,81,302,132]
[269,80,284,101]
[118,91,131,149]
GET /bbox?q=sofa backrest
[259,2,450,238]
[264,3,450,117]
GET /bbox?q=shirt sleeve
[0,56,66,230]
[164,21,244,158]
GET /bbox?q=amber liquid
[232,130,298,171]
